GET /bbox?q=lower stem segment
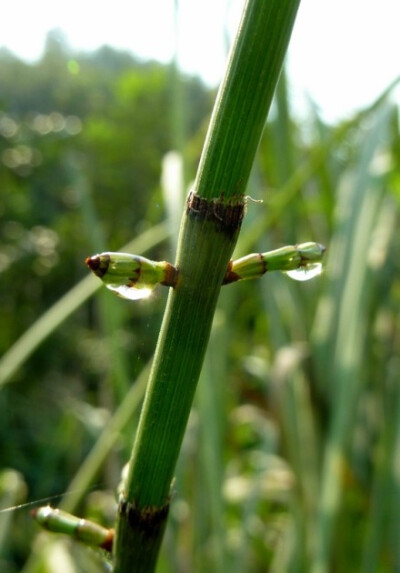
[113,193,244,572]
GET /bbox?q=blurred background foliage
[1,30,400,573]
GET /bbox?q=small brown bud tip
[30,508,38,518]
[85,256,100,271]
[85,254,109,278]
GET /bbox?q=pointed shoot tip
[85,255,100,272]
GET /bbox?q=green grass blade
[311,104,393,572]
[59,363,150,515]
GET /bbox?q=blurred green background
[0,31,399,573]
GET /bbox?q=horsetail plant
[113,2,304,571]
[34,1,311,571]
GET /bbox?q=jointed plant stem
[113,1,301,570]
[114,196,244,571]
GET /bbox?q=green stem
[194,0,300,199]
[114,197,244,572]
[113,1,301,571]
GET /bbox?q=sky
[1,0,399,122]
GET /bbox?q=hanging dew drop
[284,262,323,282]
[105,284,154,301]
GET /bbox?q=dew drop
[284,263,323,282]
[106,284,154,301]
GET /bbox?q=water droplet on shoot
[284,263,323,282]
[105,284,154,301]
